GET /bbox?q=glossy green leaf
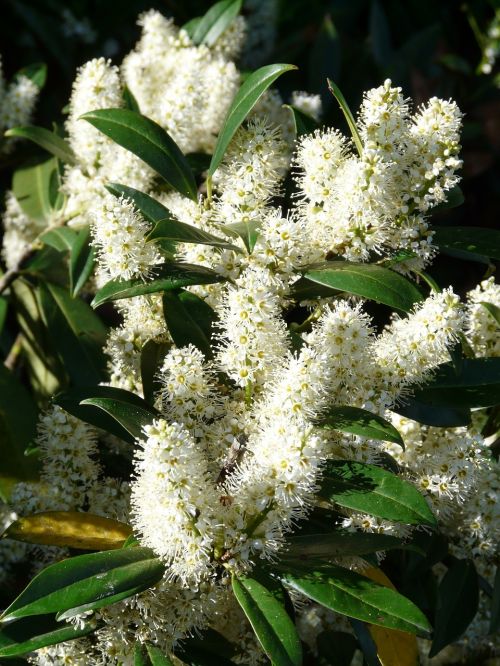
[281,566,431,636]
[55,385,157,444]
[220,220,260,253]
[412,358,500,408]
[430,559,479,657]
[38,282,107,385]
[92,263,225,308]
[80,396,158,440]
[232,574,302,666]
[4,126,76,164]
[392,398,471,428]
[14,62,47,88]
[40,227,77,253]
[81,109,197,200]
[12,156,60,224]
[1,547,165,622]
[106,183,173,225]
[327,79,363,156]
[174,628,237,665]
[163,290,216,359]
[209,63,297,176]
[0,296,7,336]
[70,225,95,296]
[191,0,242,47]
[300,261,423,312]
[283,104,318,137]
[146,644,175,666]
[123,86,140,112]
[431,226,500,262]
[0,364,39,499]
[319,460,436,526]
[481,301,500,326]
[148,217,239,252]
[0,614,94,658]
[318,406,404,447]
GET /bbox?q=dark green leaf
[317,631,358,666]
[232,574,302,666]
[481,301,500,326]
[430,559,479,657]
[148,218,240,252]
[4,126,76,164]
[283,105,318,137]
[174,628,237,665]
[300,261,423,312]
[0,547,165,622]
[123,86,140,112]
[0,296,7,336]
[12,157,60,224]
[318,406,404,447]
[40,227,77,253]
[349,619,381,666]
[38,282,107,385]
[431,226,500,262]
[140,340,170,406]
[92,263,225,309]
[209,63,297,176]
[219,220,261,253]
[413,358,500,408]
[392,398,471,428]
[186,152,212,174]
[106,183,173,225]
[327,79,363,156]
[80,397,158,440]
[281,566,431,636]
[163,290,216,359]
[319,460,436,526]
[191,0,242,47]
[489,566,500,634]
[81,109,197,201]
[70,225,95,296]
[0,364,39,499]
[146,644,175,666]
[55,385,157,445]
[0,614,94,658]
[14,62,47,89]
[308,15,340,101]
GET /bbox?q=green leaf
[81,109,197,201]
[392,398,471,428]
[281,566,431,636]
[80,397,158,441]
[0,296,7,336]
[38,282,107,385]
[14,62,47,89]
[174,628,237,665]
[163,290,217,359]
[92,263,225,309]
[299,261,423,312]
[319,460,436,527]
[123,86,140,112]
[55,385,157,445]
[318,406,404,447]
[280,532,406,566]
[432,185,464,211]
[70,225,95,296]
[190,0,242,47]
[219,220,261,253]
[431,226,500,262]
[146,644,175,666]
[4,126,76,164]
[327,79,363,156]
[12,156,60,224]
[430,559,479,657]
[106,183,173,225]
[0,364,39,499]
[412,358,500,408]
[40,227,77,253]
[0,614,94,658]
[349,619,381,666]
[148,217,240,252]
[283,105,318,137]
[489,566,500,634]
[481,301,500,326]
[209,63,297,176]
[232,574,302,666]
[1,547,165,622]
[140,340,170,406]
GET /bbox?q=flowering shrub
[0,2,499,665]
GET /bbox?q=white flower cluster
[0,56,39,154]
[479,9,500,75]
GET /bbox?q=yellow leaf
[362,566,419,666]
[3,511,133,550]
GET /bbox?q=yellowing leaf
[3,511,133,550]
[360,566,418,666]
